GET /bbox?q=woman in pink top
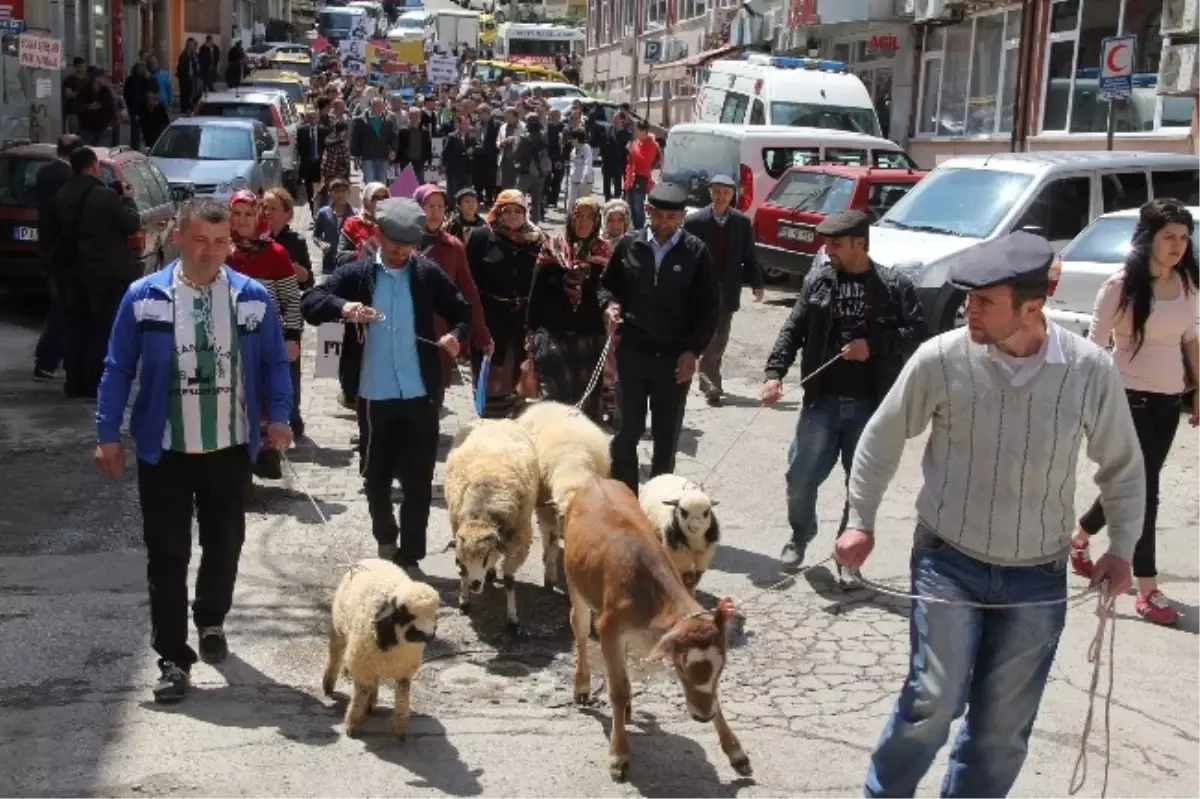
[1070,199,1199,625]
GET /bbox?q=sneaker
[837,564,863,589]
[153,661,190,704]
[198,626,229,664]
[780,541,804,572]
[33,367,60,381]
[1069,536,1094,578]
[1135,590,1178,626]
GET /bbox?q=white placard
[427,55,459,85]
[339,39,368,76]
[315,322,343,379]
[431,137,444,160]
[35,78,52,99]
[18,35,64,71]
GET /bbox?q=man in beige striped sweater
[835,232,1143,797]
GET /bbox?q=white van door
[719,92,751,124]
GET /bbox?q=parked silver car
[150,117,284,204]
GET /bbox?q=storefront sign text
[18,34,63,70]
[870,34,899,53]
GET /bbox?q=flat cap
[947,231,1054,291]
[815,209,871,238]
[375,198,426,245]
[709,174,736,188]
[646,182,689,211]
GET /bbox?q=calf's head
[664,489,718,539]
[373,583,439,652]
[645,598,738,723]
[453,519,506,594]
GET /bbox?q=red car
[753,164,928,280]
[0,142,182,291]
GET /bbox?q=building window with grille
[916,6,1024,138]
[1040,0,1194,134]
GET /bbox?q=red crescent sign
[1105,42,1129,74]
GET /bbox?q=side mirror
[169,183,195,204]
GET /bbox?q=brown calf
[561,476,751,782]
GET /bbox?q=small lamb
[323,558,440,740]
[639,474,721,594]
[443,419,541,633]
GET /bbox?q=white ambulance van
[694,53,881,136]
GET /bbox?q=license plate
[12,226,37,242]
[777,222,814,243]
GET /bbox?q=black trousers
[602,169,623,202]
[609,344,690,493]
[64,276,125,397]
[547,162,565,206]
[289,357,303,428]
[356,397,440,559]
[137,445,250,670]
[1079,389,1181,578]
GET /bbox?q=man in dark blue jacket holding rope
[302,197,472,569]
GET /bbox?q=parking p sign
[1099,35,1136,100]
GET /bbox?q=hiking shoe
[153,661,190,704]
[1136,590,1179,626]
[198,627,229,664]
[1069,535,1094,578]
[780,541,804,572]
[33,367,60,381]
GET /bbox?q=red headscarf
[227,190,292,280]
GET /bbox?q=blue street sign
[0,20,26,36]
[645,40,662,63]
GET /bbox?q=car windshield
[1060,216,1200,263]
[395,17,425,28]
[193,102,274,126]
[0,156,50,207]
[767,171,856,214]
[771,102,881,137]
[878,168,1033,239]
[152,126,254,160]
[246,80,304,103]
[271,59,311,78]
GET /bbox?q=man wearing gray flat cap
[599,181,720,492]
[684,174,764,406]
[834,230,1141,797]
[302,197,474,569]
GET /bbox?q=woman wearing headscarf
[596,198,632,425]
[319,118,352,207]
[525,197,611,423]
[1070,199,1200,625]
[412,183,493,396]
[336,181,390,267]
[465,189,545,418]
[226,190,303,477]
[446,187,487,244]
[601,198,632,243]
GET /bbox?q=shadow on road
[361,714,485,795]
[578,706,755,797]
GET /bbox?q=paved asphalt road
[1,197,1197,795]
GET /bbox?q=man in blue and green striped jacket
[94,199,293,705]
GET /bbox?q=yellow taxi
[243,69,309,113]
[266,52,312,80]
[470,59,568,85]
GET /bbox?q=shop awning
[649,43,740,82]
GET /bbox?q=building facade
[583,0,1199,165]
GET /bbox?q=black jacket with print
[763,260,926,406]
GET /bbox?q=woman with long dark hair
[1071,198,1200,625]
[262,187,313,436]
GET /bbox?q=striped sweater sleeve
[262,274,304,342]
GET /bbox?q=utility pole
[1104,1,1126,152]
[630,0,643,109]
[661,0,674,127]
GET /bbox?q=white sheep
[515,400,612,590]
[639,474,721,594]
[443,419,541,633]
[322,558,440,740]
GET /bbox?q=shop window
[1014,177,1092,242]
[917,7,1024,138]
[1101,172,1149,212]
[1040,0,1195,134]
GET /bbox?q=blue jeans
[864,527,1067,798]
[361,158,389,185]
[784,395,874,557]
[625,185,647,229]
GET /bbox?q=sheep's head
[373,583,439,652]
[664,487,718,539]
[454,518,506,595]
[645,598,738,723]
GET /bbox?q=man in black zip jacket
[760,210,925,572]
[300,198,472,567]
[599,182,720,493]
